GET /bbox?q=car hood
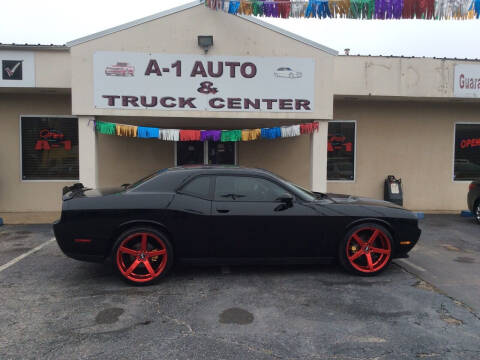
[326,193,403,209]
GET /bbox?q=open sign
[35,129,71,151]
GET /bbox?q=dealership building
[1,1,480,223]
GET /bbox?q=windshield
[290,183,317,201]
[270,173,321,201]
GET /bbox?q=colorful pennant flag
[205,0,479,19]
[93,121,319,142]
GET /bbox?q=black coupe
[467,179,480,223]
[54,166,421,285]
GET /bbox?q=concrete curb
[414,212,425,220]
[461,210,473,217]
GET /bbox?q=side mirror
[276,193,294,205]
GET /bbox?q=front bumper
[467,191,477,212]
[393,225,421,258]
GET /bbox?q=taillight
[470,183,477,191]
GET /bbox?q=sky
[1,0,479,59]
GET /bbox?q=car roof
[165,165,276,177]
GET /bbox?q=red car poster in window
[21,117,79,180]
[327,122,355,181]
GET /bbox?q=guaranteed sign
[94,51,315,112]
[454,64,480,98]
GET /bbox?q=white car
[274,67,302,79]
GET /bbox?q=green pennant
[95,121,116,135]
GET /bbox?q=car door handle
[216,209,230,213]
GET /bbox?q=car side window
[180,176,211,199]
[215,176,287,202]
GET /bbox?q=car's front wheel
[113,227,173,285]
[339,223,393,276]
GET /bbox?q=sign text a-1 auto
[98,57,313,112]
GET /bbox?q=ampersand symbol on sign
[197,81,218,94]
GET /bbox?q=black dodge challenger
[54,166,421,285]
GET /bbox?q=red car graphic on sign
[328,134,352,152]
[105,62,135,76]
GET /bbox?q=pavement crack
[397,264,480,321]
[161,314,194,335]
[199,335,285,359]
[437,303,463,326]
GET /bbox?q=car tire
[474,201,480,224]
[112,227,173,285]
[338,223,394,276]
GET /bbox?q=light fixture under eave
[198,35,213,54]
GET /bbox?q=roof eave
[66,0,204,47]
[238,15,338,56]
[0,44,69,51]
[65,0,337,56]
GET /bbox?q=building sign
[0,51,34,87]
[94,51,315,112]
[2,60,23,80]
[34,129,72,151]
[454,64,480,98]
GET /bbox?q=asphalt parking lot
[0,216,479,360]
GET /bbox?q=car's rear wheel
[113,227,173,285]
[474,201,480,224]
[339,223,393,276]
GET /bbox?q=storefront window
[176,141,204,166]
[21,116,79,180]
[176,141,236,166]
[454,123,480,181]
[208,141,235,165]
[327,121,355,181]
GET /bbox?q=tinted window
[215,176,287,202]
[133,170,190,193]
[181,176,211,198]
[21,116,79,180]
[327,121,355,181]
[454,124,480,181]
[177,141,204,165]
[208,141,235,165]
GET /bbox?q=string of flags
[205,0,480,20]
[94,121,319,142]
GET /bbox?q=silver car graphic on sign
[274,67,302,79]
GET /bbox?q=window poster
[21,117,79,180]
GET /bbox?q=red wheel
[114,227,173,285]
[339,224,393,276]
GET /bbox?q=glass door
[176,141,236,166]
[208,141,235,165]
[176,141,204,166]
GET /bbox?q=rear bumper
[61,252,105,263]
[53,219,106,263]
